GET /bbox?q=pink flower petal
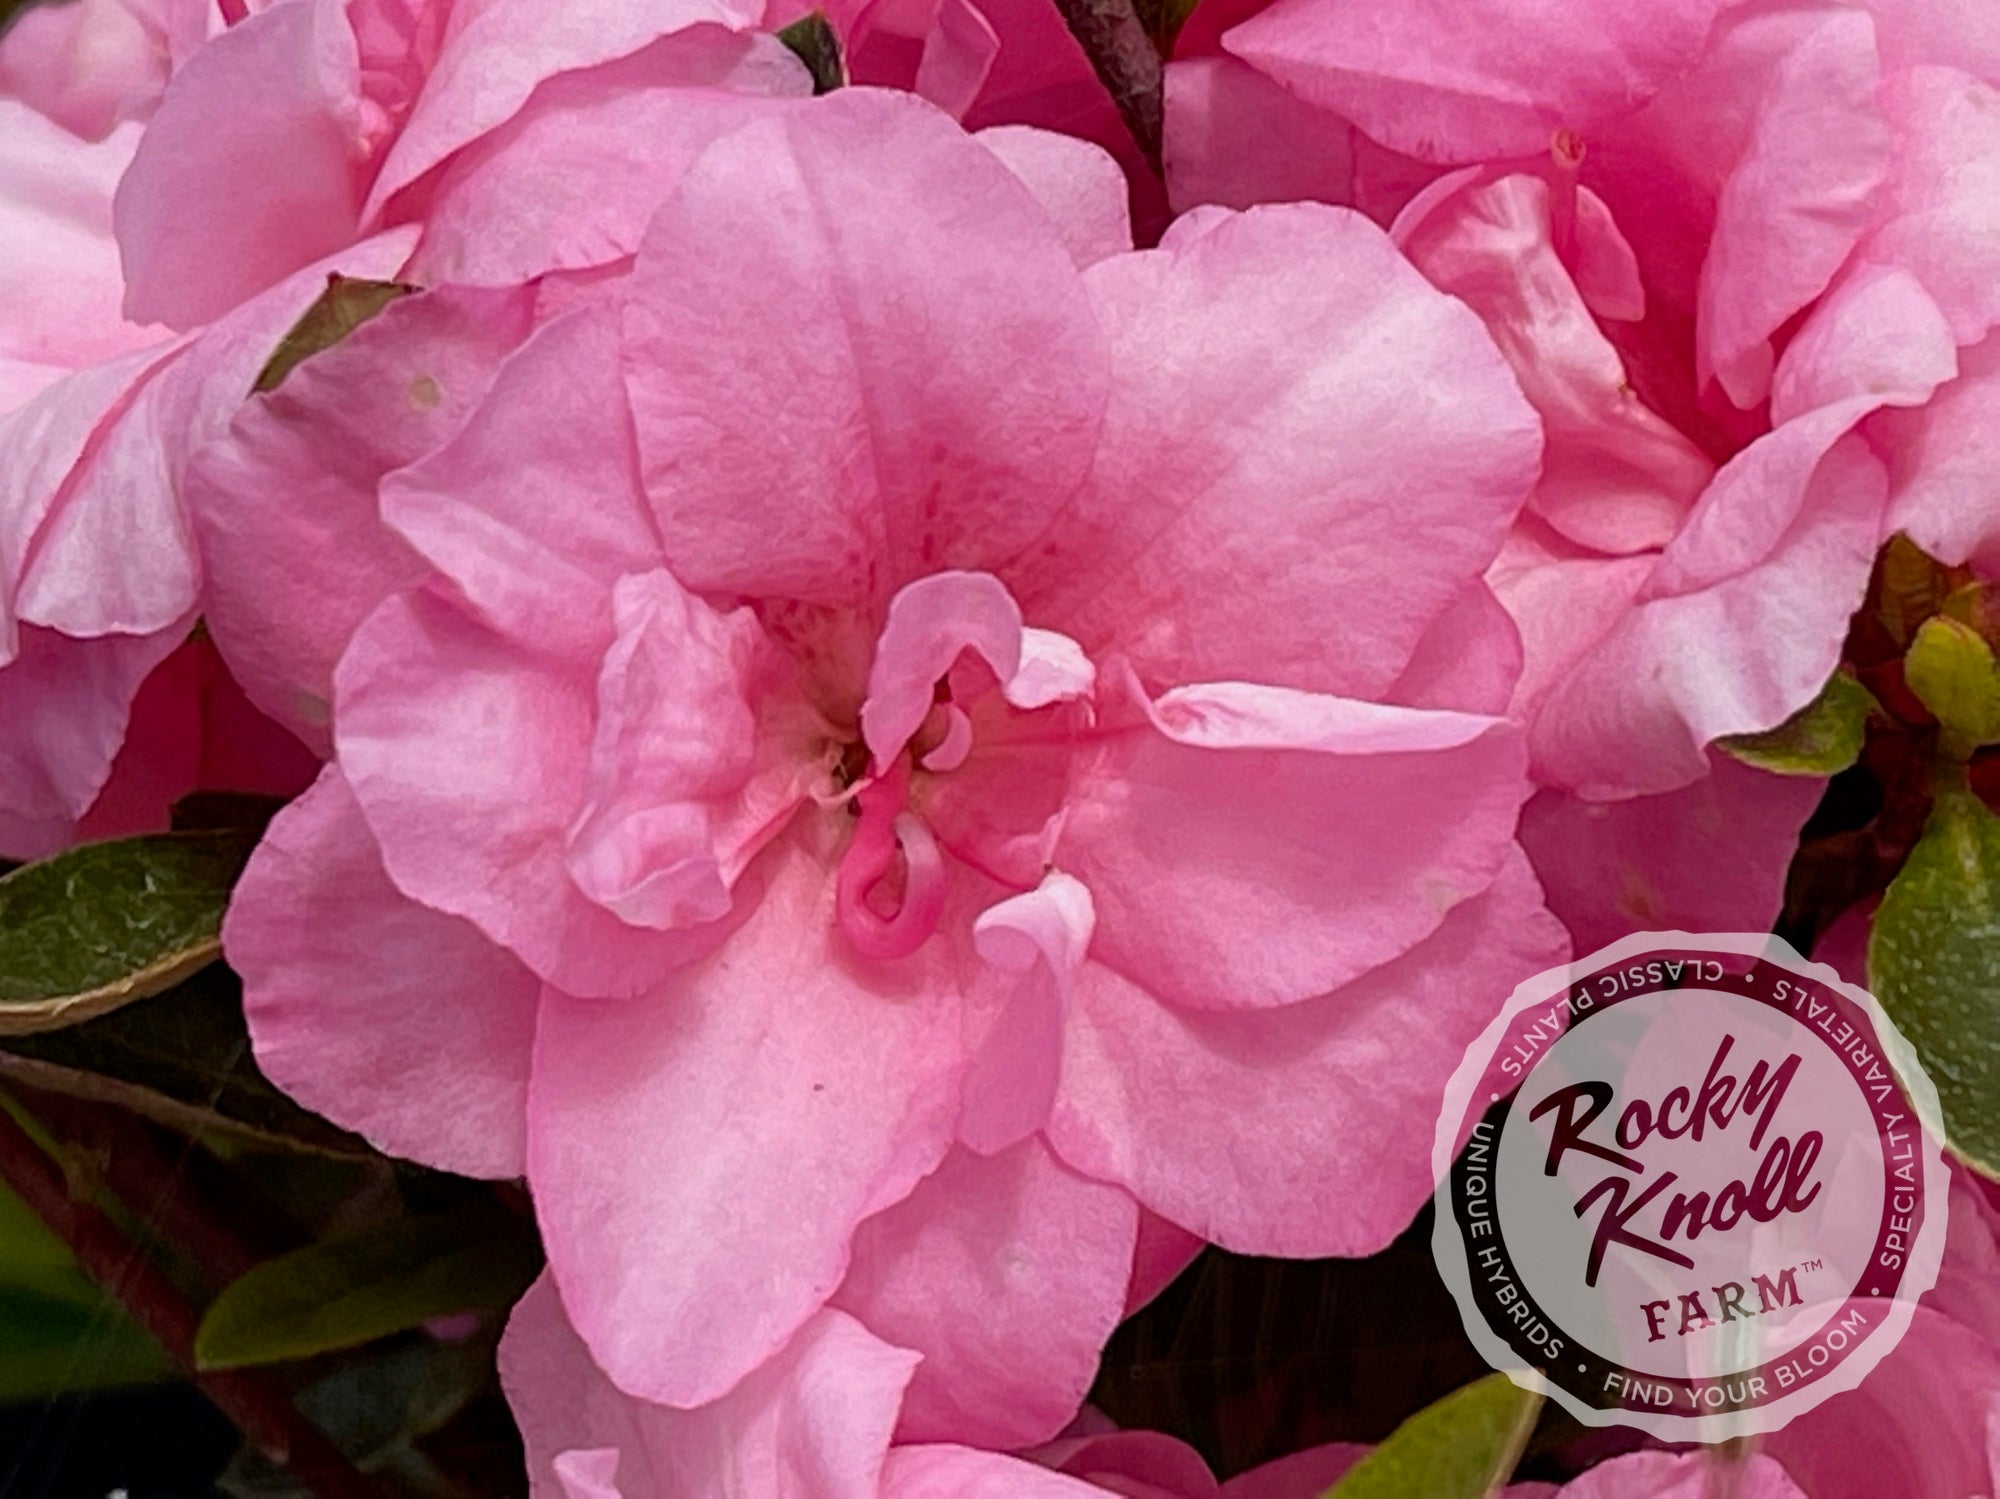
[551,1448,619,1499]
[335,588,720,998]
[404,30,811,287]
[1384,582,1522,715]
[364,0,766,220]
[1061,679,1528,1011]
[1696,8,1892,407]
[0,104,158,374]
[377,304,657,665]
[1880,331,2000,568]
[229,766,539,1177]
[1770,263,1958,427]
[1163,56,1361,216]
[959,871,1092,1153]
[501,1274,917,1498]
[526,832,962,1405]
[188,283,537,751]
[1224,0,1729,164]
[18,229,422,650]
[1393,171,1713,557]
[1860,64,2000,346]
[1040,1429,1221,1496]
[114,0,365,330]
[1218,1444,1366,1498]
[1556,1452,1806,1499]
[974,125,1132,268]
[882,1446,1115,1498]
[1517,420,1891,797]
[861,570,1024,766]
[1031,201,1539,700]
[0,0,208,141]
[0,623,182,858]
[1048,850,1568,1257]
[0,345,174,653]
[1518,752,1826,956]
[566,571,799,930]
[621,87,1108,612]
[831,1138,1139,1448]
[1124,1210,1204,1316]
[914,0,1001,118]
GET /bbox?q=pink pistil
[836,760,947,960]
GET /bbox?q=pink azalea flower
[0,0,811,856]
[501,1267,1814,1498]
[228,88,1566,1424]
[1165,0,2000,803]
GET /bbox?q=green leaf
[0,966,371,1158]
[1869,782,2000,1177]
[1940,580,2000,645]
[776,11,844,93]
[1906,616,2000,758]
[0,1182,173,1399]
[1719,668,1878,775]
[1323,1374,1541,1499]
[0,830,257,1035]
[254,275,414,393]
[195,1210,542,1370]
[217,1334,500,1498]
[1873,533,1967,649]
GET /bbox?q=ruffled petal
[404,30,811,286]
[365,0,766,218]
[974,125,1132,268]
[1059,678,1528,1010]
[502,1275,916,1498]
[621,87,1108,614]
[377,303,657,664]
[1518,753,1826,956]
[831,1138,1138,1448]
[113,0,364,330]
[526,831,962,1405]
[188,283,537,750]
[229,766,538,1177]
[335,588,720,997]
[1223,0,1729,164]
[1027,201,1540,699]
[1048,851,1568,1257]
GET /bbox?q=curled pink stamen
[920,703,973,773]
[836,766,947,960]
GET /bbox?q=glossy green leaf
[195,1210,541,1370]
[1323,1373,1540,1499]
[254,275,414,393]
[0,966,370,1157]
[776,11,844,93]
[1869,783,2000,1177]
[1905,616,2000,758]
[1719,669,1877,775]
[0,831,257,1035]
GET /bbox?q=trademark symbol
[1801,1258,1823,1273]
